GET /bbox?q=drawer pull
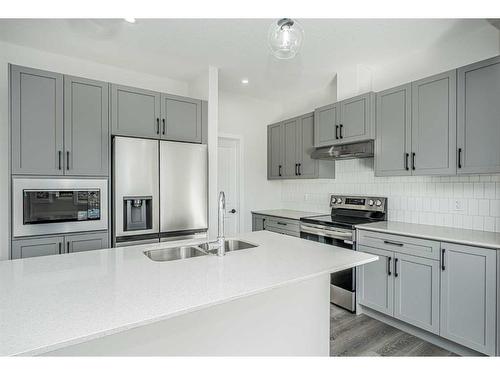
[384,240,403,247]
[277,221,287,226]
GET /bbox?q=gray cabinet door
[66,232,109,253]
[393,253,440,334]
[11,236,64,259]
[296,113,318,178]
[161,94,202,143]
[411,70,457,175]
[111,84,161,138]
[457,56,500,174]
[357,245,394,316]
[282,118,299,178]
[252,214,266,231]
[375,84,412,176]
[64,76,109,176]
[267,122,283,179]
[440,243,497,355]
[10,65,64,175]
[339,92,375,143]
[314,102,340,147]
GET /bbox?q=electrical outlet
[453,199,465,212]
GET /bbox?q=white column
[208,66,219,239]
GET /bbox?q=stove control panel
[329,195,387,212]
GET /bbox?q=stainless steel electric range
[300,195,387,312]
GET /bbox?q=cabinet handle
[335,125,339,140]
[58,151,62,170]
[339,124,343,139]
[278,165,282,177]
[394,258,399,277]
[295,163,298,176]
[441,249,446,271]
[412,152,416,170]
[277,221,287,226]
[67,241,70,253]
[58,242,62,255]
[298,163,301,176]
[66,151,70,170]
[458,148,462,169]
[156,118,160,134]
[384,240,403,247]
[405,153,409,171]
[387,257,392,276]
[162,118,166,135]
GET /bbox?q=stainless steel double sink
[144,240,257,262]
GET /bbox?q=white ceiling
[0,19,496,101]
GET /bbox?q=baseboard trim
[361,306,487,357]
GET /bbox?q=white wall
[281,26,500,232]
[0,41,192,261]
[218,91,283,232]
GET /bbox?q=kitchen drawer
[265,227,300,238]
[264,217,300,233]
[357,230,440,260]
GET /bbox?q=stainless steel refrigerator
[113,136,208,246]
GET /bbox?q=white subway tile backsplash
[280,158,500,233]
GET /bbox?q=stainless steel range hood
[311,140,374,160]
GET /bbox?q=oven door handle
[300,225,353,241]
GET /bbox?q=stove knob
[375,199,382,207]
[331,197,337,204]
[368,199,374,206]
[337,198,342,204]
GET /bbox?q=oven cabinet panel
[440,242,497,356]
[66,232,109,254]
[393,253,440,334]
[357,245,394,316]
[10,65,64,176]
[64,76,109,176]
[11,236,64,259]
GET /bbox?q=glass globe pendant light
[268,18,304,59]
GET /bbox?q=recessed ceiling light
[124,18,136,24]
[241,78,249,85]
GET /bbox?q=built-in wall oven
[12,178,108,237]
[300,195,387,312]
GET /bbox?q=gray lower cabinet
[411,70,456,176]
[252,214,266,231]
[66,232,109,253]
[251,214,300,237]
[64,76,109,176]
[457,56,500,174]
[267,113,334,180]
[12,236,64,259]
[440,242,497,355]
[357,245,394,316]
[10,65,64,175]
[375,84,412,176]
[393,253,440,334]
[111,84,161,138]
[161,94,202,143]
[12,232,109,259]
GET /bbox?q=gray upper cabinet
[12,236,64,259]
[296,113,317,178]
[66,232,109,253]
[11,65,64,175]
[375,84,412,176]
[393,253,440,334]
[314,103,340,147]
[111,84,161,138]
[357,245,394,316]
[267,122,283,179]
[440,242,497,356]
[339,92,375,144]
[64,76,109,176]
[411,70,456,176]
[457,56,500,174]
[282,118,299,178]
[161,94,202,143]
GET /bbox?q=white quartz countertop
[0,231,376,356]
[356,221,500,250]
[251,209,323,220]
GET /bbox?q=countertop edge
[11,255,377,357]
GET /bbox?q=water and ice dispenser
[123,196,152,231]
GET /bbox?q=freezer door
[160,141,208,234]
[113,136,159,238]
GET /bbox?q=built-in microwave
[12,178,108,237]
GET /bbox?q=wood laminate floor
[330,304,457,356]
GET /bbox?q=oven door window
[23,190,100,224]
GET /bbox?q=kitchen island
[0,231,376,356]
